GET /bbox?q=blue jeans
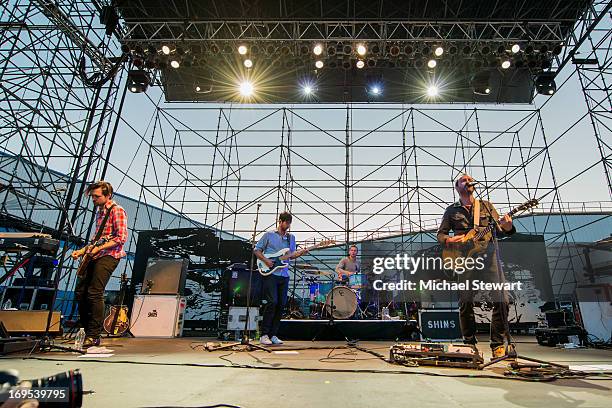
[260,274,289,337]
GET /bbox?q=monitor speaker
[141,257,188,295]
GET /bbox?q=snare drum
[324,286,358,319]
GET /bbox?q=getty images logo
[148,309,158,318]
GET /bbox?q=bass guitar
[442,199,539,267]
[257,239,335,276]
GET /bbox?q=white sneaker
[259,335,272,345]
[271,336,284,345]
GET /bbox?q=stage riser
[278,319,417,341]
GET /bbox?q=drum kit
[287,263,380,320]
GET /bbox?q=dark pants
[74,255,119,338]
[459,293,509,349]
[260,274,289,337]
[458,248,509,350]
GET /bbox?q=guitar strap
[93,203,116,243]
[473,199,480,229]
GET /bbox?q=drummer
[335,244,362,287]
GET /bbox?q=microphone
[466,181,479,187]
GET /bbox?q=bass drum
[324,286,358,319]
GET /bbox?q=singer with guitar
[254,212,309,346]
[71,181,128,348]
[437,174,516,359]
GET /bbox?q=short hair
[87,180,113,197]
[349,244,358,252]
[278,211,292,223]
[455,173,472,187]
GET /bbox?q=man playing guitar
[254,212,309,345]
[71,181,128,348]
[437,174,516,359]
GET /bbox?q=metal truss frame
[121,20,568,44]
[0,0,125,303]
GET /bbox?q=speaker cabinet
[0,310,61,336]
[130,295,185,338]
[141,257,188,295]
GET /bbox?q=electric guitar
[103,272,130,336]
[257,239,335,276]
[75,236,112,278]
[441,199,539,266]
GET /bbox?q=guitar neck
[474,206,523,239]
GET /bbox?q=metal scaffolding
[0,0,610,317]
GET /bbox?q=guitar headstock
[513,198,539,214]
[315,239,336,248]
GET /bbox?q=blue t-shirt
[255,231,296,277]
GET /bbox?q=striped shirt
[92,200,128,260]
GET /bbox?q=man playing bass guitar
[437,174,516,359]
[71,181,128,348]
[254,212,309,346]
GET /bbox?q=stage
[3,336,611,407]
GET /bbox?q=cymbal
[302,269,333,276]
[292,263,314,269]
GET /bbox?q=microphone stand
[210,204,270,352]
[312,252,351,342]
[469,186,567,370]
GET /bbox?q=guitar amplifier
[141,257,188,295]
[0,310,61,336]
[130,295,185,338]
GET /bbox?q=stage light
[427,59,437,68]
[357,44,367,56]
[313,44,323,55]
[501,59,511,69]
[426,85,438,97]
[356,59,365,69]
[127,69,150,93]
[195,86,201,92]
[162,45,171,55]
[315,60,324,69]
[170,59,180,68]
[511,44,521,54]
[302,85,313,95]
[238,45,248,55]
[471,71,491,95]
[239,81,254,97]
[244,59,253,68]
[434,46,444,57]
[370,86,381,95]
[535,72,556,95]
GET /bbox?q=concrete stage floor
[2,336,611,408]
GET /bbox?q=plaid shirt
[92,200,128,260]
